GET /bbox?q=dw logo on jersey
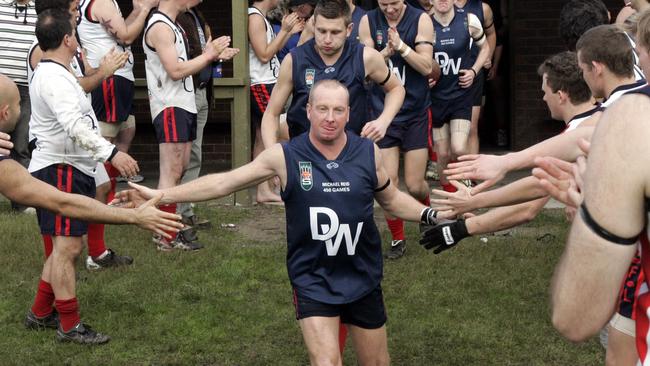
[310,207,364,256]
[299,161,313,191]
[376,30,384,46]
[435,51,462,75]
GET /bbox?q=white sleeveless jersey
[565,105,601,132]
[28,60,115,176]
[77,0,134,81]
[602,81,647,108]
[248,7,279,85]
[143,11,197,119]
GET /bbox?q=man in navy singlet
[358,0,434,259]
[429,0,489,193]
[454,0,497,156]
[260,0,405,148]
[114,80,452,365]
[298,0,368,44]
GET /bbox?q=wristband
[420,207,438,225]
[108,147,119,162]
[397,40,404,52]
[401,46,412,58]
[469,68,477,78]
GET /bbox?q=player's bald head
[0,74,20,133]
[308,79,349,105]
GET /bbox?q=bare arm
[551,96,646,342]
[432,175,548,215]
[297,15,315,46]
[0,159,182,236]
[249,13,303,64]
[465,197,549,235]
[115,144,288,206]
[360,48,406,142]
[445,120,598,193]
[92,0,157,45]
[146,23,226,81]
[388,13,434,76]
[482,2,497,66]
[458,14,489,88]
[373,144,429,221]
[261,55,294,148]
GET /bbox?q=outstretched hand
[111,182,161,208]
[132,194,183,239]
[0,132,13,155]
[443,154,506,194]
[430,180,475,216]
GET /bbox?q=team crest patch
[299,161,313,191]
[305,69,316,88]
[376,30,384,46]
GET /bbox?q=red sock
[420,195,430,207]
[339,323,347,353]
[87,223,107,258]
[104,162,119,203]
[31,280,55,317]
[159,204,178,239]
[42,235,53,259]
[442,183,457,193]
[55,298,80,332]
[386,218,405,241]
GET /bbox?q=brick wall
[511,0,623,149]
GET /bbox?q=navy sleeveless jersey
[626,84,650,98]
[281,132,383,304]
[431,11,473,100]
[367,5,430,122]
[287,39,368,138]
[455,1,484,63]
[349,6,366,43]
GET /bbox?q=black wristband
[420,207,438,225]
[108,147,119,162]
[469,68,477,78]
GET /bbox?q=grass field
[0,201,603,365]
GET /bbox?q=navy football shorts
[293,285,387,329]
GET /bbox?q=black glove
[419,219,470,254]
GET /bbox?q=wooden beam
[229,0,252,205]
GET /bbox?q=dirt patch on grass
[236,204,287,244]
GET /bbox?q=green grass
[0,202,603,365]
